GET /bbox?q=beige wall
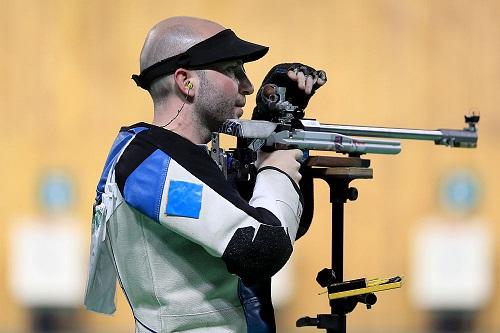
[1,0,499,332]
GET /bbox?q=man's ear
[173,68,196,97]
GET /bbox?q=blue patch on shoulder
[166,181,203,219]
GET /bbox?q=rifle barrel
[301,120,477,148]
[305,123,442,140]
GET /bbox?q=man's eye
[232,66,246,77]
[226,66,239,74]
[217,63,245,80]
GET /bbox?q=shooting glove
[252,63,327,121]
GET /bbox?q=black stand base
[297,314,345,331]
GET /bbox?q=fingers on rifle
[316,70,327,86]
[305,75,315,94]
[296,72,306,90]
[292,149,303,161]
[288,66,327,91]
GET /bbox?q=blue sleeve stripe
[123,149,171,222]
[95,127,149,202]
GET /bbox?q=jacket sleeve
[115,142,303,281]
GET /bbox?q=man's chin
[235,107,244,119]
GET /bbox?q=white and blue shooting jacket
[84,123,304,333]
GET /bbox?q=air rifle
[209,84,479,332]
[210,84,479,179]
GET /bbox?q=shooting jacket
[84,123,304,333]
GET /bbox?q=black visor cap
[132,29,269,90]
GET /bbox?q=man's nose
[239,75,254,95]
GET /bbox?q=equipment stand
[297,156,373,333]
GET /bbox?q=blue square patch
[165,180,203,219]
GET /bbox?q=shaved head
[140,16,225,71]
[139,16,225,106]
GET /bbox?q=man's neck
[153,104,210,144]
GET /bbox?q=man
[85,16,326,333]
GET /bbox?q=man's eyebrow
[226,60,243,67]
[224,60,243,68]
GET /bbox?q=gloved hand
[255,149,303,185]
[286,63,328,95]
[253,63,327,121]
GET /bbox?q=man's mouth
[235,95,246,108]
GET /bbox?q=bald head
[140,16,225,71]
[138,17,225,108]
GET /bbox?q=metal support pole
[296,157,373,333]
[327,180,349,333]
